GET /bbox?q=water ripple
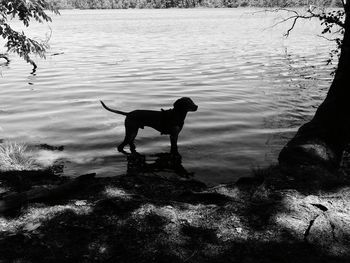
[0,9,335,185]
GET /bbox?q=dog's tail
[100,101,128,116]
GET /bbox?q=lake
[0,8,335,185]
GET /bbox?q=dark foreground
[1,153,350,262]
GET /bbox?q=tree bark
[279,4,350,168]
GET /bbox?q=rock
[279,139,339,168]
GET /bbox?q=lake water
[0,8,335,185]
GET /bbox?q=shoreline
[1,141,350,261]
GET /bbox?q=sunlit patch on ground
[0,202,92,234]
[104,186,132,199]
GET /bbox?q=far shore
[54,6,343,10]
[48,0,343,10]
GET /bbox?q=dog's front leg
[170,132,179,154]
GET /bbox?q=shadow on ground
[1,152,350,262]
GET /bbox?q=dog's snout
[192,104,198,111]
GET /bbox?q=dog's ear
[173,98,183,109]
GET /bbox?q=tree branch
[266,7,345,37]
[265,9,314,37]
[0,53,10,63]
[0,1,58,68]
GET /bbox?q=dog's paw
[170,150,181,158]
[117,146,128,154]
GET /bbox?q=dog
[100,97,198,154]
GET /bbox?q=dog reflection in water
[126,152,194,178]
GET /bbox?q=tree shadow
[1,159,350,262]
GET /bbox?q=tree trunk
[279,4,350,168]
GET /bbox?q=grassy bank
[48,0,343,9]
[0,142,42,172]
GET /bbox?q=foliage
[318,9,345,66]
[47,0,343,9]
[276,6,345,70]
[0,1,59,68]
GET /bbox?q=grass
[0,141,42,172]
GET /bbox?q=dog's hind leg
[118,125,139,153]
[117,141,127,153]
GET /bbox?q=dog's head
[173,97,198,112]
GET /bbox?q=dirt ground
[1,153,350,262]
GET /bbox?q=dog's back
[126,110,163,131]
